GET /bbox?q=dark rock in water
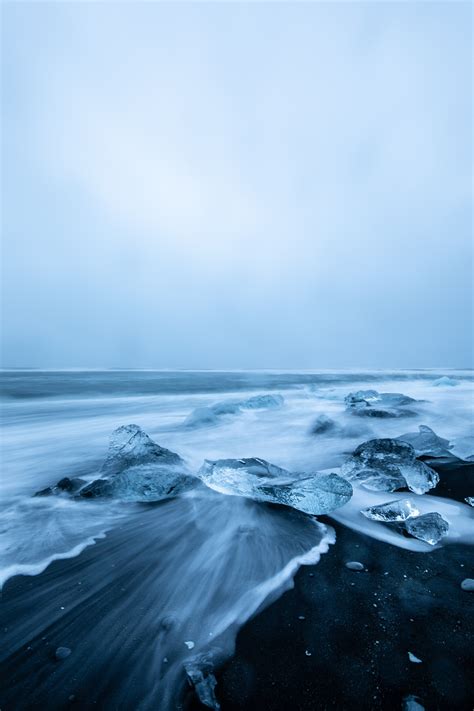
[345,561,365,571]
[101,424,183,476]
[345,390,417,419]
[405,512,449,545]
[341,439,439,494]
[35,477,87,497]
[198,458,352,515]
[311,414,337,435]
[185,654,220,710]
[397,425,452,458]
[78,479,114,499]
[55,647,71,660]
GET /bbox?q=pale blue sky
[1,1,472,368]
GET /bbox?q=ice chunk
[241,394,284,409]
[341,439,439,495]
[407,652,422,663]
[451,436,474,462]
[433,376,458,387]
[198,458,352,515]
[345,561,365,571]
[461,578,474,591]
[402,695,425,711]
[397,425,452,458]
[102,424,183,475]
[55,647,72,660]
[465,497,474,507]
[78,426,197,502]
[185,654,220,710]
[361,498,421,522]
[405,512,449,545]
[183,394,283,427]
[184,641,195,650]
[345,390,417,419]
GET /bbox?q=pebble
[55,647,72,660]
[345,561,365,571]
[461,578,474,591]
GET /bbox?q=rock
[55,646,72,660]
[78,479,114,499]
[198,458,352,515]
[341,439,439,495]
[311,414,337,435]
[34,477,87,497]
[345,561,365,571]
[405,512,449,545]
[460,578,474,591]
[397,425,452,458]
[407,652,422,663]
[361,499,421,522]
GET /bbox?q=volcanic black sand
[1,463,473,711]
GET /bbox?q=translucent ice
[361,498,421,522]
[102,424,183,475]
[397,425,452,458]
[465,497,474,507]
[405,512,449,545]
[433,376,458,387]
[198,458,352,515]
[345,390,417,419]
[185,654,220,710]
[341,439,439,495]
[184,394,284,427]
[403,695,425,711]
[241,394,284,409]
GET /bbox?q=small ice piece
[305,650,312,656]
[450,436,474,462]
[405,513,449,545]
[397,425,452,458]
[433,376,458,387]
[460,578,474,591]
[407,652,422,664]
[198,458,352,515]
[341,439,439,494]
[184,641,195,650]
[185,655,220,710]
[345,390,417,419]
[345,561,364,571]
[102,424,184,475]
[55,647,72,660]
[361,499,421,523]
[465,497,474,507]
[402,695,425,710]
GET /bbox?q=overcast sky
[2,1,472,369]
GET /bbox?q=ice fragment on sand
[460,578,474,591]
[465,497,474,507]
[397,425,452,458]
[102,424,183,475]
[405,513,449,545]
[184,641,195,650]
[402,695,425,710]
[408,652,422,663]
[341,439,439,495]
[55,647,72,660]
[198,458,352,515]
[185,654,220,710]
[345,561,364,571]
[361,499,421,522]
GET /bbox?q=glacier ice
[450,436,474,462]
[408,652,422,664]
[198,458,352,515]
[345,390,417,419]
[403,695,425,711]
[465,497,474,507]
[361,499,421,522]
[185,654,220,710]
[405,512,449,545]
[341,439,439,494]
[397,425,452,458]
[184,394,284,427]
[78,425,197,502]
[433,376,459,387]
[461,578,474,591]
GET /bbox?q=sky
[1,1,472,369]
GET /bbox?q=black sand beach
[1,466,473,711]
